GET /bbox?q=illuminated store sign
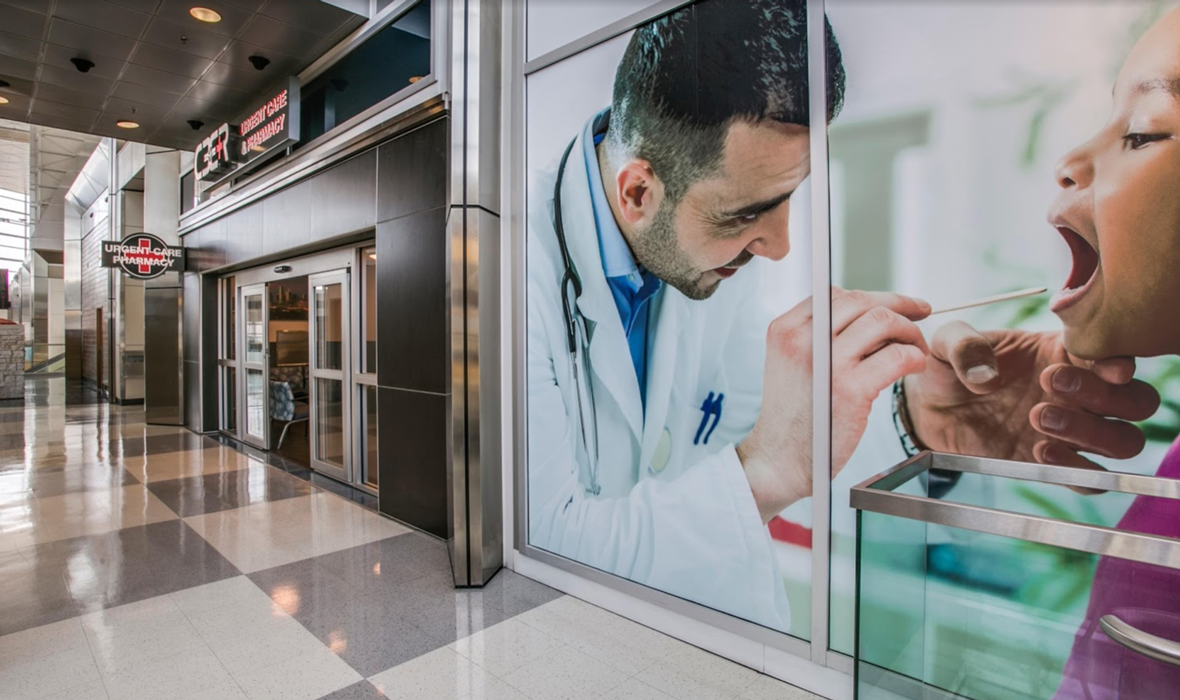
[194,123,234,181]
[193,77,301,185]
[101,233,185,280]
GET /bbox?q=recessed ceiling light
[0,96,8,105]
[189,7,222,23]
[368,252,377,260]
[116,120,140,129]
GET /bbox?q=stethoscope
[553,136,602,496]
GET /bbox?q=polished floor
[0,378,820,700]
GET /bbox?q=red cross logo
[135,237,165,274]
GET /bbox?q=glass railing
[852,452,1180,700]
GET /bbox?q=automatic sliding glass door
[239,283,269,450]
[309,271,351,481]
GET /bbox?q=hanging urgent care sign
[193,77,301,186]
[101,233,185,280]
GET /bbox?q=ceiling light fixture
[0,96,8,105]
[116,120,140,129]
[368,252,376,260]
[189,7,222,23]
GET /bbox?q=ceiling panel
[0,1,51,14]
[201,60,268,91]
[41,44,126,80]
[0,93,32,113]
[186,78,252,108]
[0,4,48,39]
[38,64,115,96]
[237,15,325,57]
[258,0,351,35]
[129,42,215,79]
[142,18,233,60]
[105,96,172,123]
[121,63,198,95]
[0,53,36,82]
[52,0,151,40]
[30,98,96,123]
[0,0,368,150]
[0,31,41,63]
[47,19,138,62]
[104,0,159,13]
[33,82,107,110]
[173,94,242,123]
[220,40,299,74]
[111,81,184,111]
[154,0,255,38]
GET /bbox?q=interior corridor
[0,377,816,700]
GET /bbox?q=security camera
[70,57,95,73]
[248,55,270,71]
[187,119,204,131]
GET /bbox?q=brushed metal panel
[378,387,450,538]
[375,207,448,393]
[262,183,313,255]
[144,286,183,425]
[376,118,448,223]
[448,208,465,584]
[310,150,378,242]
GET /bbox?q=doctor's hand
[902,324,1160,474]
[739,289,932,523]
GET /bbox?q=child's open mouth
[1051,226,1100,313]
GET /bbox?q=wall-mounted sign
[193,77,301,186]
[194,123,234,181]
[101,233,185,280]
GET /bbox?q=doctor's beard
[633,201,751,301]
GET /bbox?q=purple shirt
[1053,440,1180,699]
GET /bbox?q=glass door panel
[308,271,350,481]
[239,283,269,449]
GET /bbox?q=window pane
[362,384,378,488]
[299,0,432,145]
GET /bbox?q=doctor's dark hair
[605,0,845,203]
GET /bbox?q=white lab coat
[526,127,793,631]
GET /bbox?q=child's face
[1048,8,1180,360]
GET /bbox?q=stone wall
[0,324,24,400]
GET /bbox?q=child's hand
[899,323,1160,470]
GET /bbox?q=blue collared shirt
[582,109,662,406]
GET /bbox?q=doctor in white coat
[525,1,934,632]
[526,0,1159,633]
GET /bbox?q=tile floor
[0,378,822,700]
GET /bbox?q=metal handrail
[1100,614,1180,669]
[850,451,1180,570]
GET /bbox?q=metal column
[448,0,503,587]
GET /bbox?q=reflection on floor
[0,377,819,700]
